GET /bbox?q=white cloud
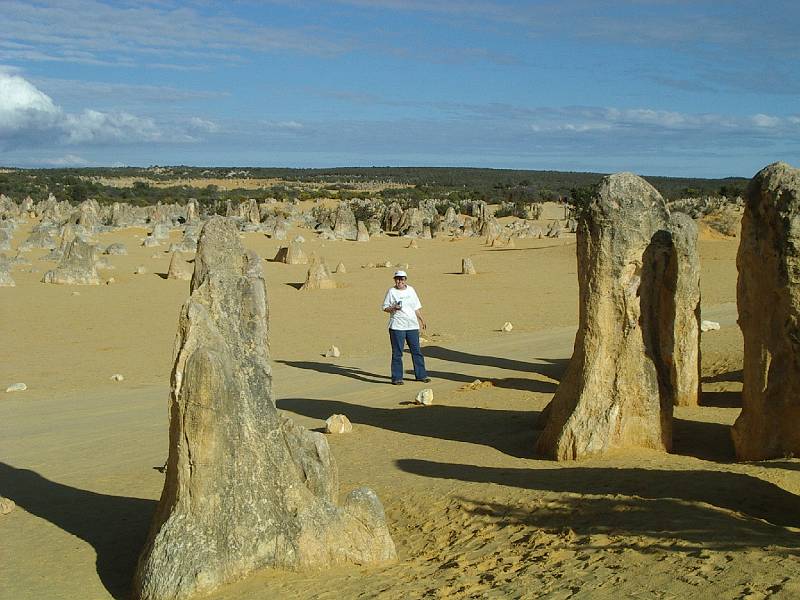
[0,72,62,135]
[752,113,781,128]
[0,71,214,149]
[188,117,219,133]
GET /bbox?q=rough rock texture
[0,266,14,287]
[41,238,100,285]
[301,254,336,290]
[732,162,800,460]
[0,496,15,515]
[104,242,128,256]
[535,173,693,460]
[462,258,477,275]
[274,241,308,265]
[415,388,434,406]
[356,221,370,242]
[132,217,395,600]
[666,213,701,406]
[325,414,353,434]
[333,203,358,240]
[166,252,191,281]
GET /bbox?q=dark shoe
[416,377,431,383]
[392,380,404,385]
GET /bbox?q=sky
[0,0,798,177]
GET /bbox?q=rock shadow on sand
[0,462,155,599]
[396,459,800,551]
[278,398,539,458]
[277,357,558,393]
[423,346,568,382]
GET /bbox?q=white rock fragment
[110,374,125,382]
[325,414,353,434]
[0,497,15,515]
[6,383,27,392]
[701,320,721,332]
[134,266,147,275]
[415,388,434,406]
[324,345,341,358]
[501,322,513,332]
[106,277,115,285]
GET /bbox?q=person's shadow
[0,462,156,599]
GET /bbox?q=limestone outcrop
[462,258,477,275]
[333,203,358,240]
[301,254,336,290]
[356,221,370,242]
[133,217,395,600]
[0,266,14,287]
[666,213,701,406]
[732,162,800,460]
[273,240,308,265]
[535,173,698,460]
[166,251,191,281]
[41,238,100,285]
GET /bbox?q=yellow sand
[2,214,799,600]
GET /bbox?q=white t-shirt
[382,285,422,330]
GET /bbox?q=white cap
[393,270,408,278]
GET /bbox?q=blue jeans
[389,328,428,382]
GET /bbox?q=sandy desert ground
[3,208,800,600]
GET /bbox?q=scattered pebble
[701,320,721,332]
[501,322,513,332]
[323,345,341,358]
[334,262,346,274]
[106,277,115,285]
[110,373,125,382]
[0,497,15,515]
[134,266,147,274]
[459,379,495,391]
[71,291,80,296]
[415,388,434,406]
[6,383,27,393]
[325,414,353,434]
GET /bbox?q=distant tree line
[0,166,748,209]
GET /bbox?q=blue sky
[0,0,797,177]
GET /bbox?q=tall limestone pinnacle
[133,217,395,600]
[535,173,700,460]
[732,162,800,460]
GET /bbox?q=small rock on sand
[324,345,341,358]
[0,497,15,515]
[325,414,353,434]
[501,322,513,332]
[701,320,721,332]
[415,388,434,406]
[6,383,27,392]
[459,379,495,391]
[110,374,124,382]
[134,266,147,275]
